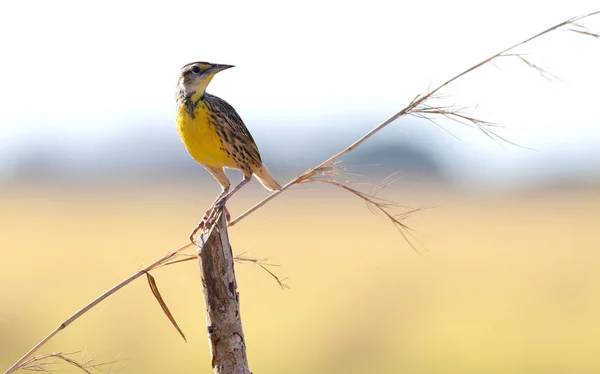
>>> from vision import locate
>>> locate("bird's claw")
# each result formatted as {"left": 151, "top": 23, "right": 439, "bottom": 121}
{"left": 189, "top": 220, "right": 205, "bottom": 244}
{"left": 189, "top": 204, "right": 231, "bottom": 244}
{"left": 214, "top": 197, "right": 226, "bottom": 209}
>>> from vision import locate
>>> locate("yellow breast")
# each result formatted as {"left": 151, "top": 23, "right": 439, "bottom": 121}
{"left": 176, "top": 101, "right": 237, "bottom": 169}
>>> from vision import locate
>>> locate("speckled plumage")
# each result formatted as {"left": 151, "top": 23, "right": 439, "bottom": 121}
{"left": 175, "top": 61, "right": 280, "bottom": 194}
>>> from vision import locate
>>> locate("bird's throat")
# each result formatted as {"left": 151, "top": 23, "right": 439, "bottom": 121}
{"left": 183, "top": 90, "right": 205, "bottom": 119}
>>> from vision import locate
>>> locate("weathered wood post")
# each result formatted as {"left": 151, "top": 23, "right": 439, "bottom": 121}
{"left": 197, "top": 213, "right": 250, "bottom": 374}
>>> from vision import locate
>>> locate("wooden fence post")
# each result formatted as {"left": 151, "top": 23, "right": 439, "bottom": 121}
{"left": 197, "top": 213, "right": 251, "bottom": 374}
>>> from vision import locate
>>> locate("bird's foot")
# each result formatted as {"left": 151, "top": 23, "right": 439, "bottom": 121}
{"left": 189, "top": 205, "right": 216, "bottom": 244}
{"left": 189, "top": 222, "right": 203, "bottom": 244}
{"left": 210, "top": 201, "right": 231, "bottom": 224}
{"left": 214, "top": 195, "right": 227, "bottom": 210}
{"left": 210, "top": 196, "right": 231, "bottom": 224}
{"left": 189, "top": 204, "right": 231, "bottom": 244}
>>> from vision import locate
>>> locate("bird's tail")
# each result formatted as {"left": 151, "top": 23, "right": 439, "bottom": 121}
{"left": 253, "top": 164, "right": 281, "bottom": 191}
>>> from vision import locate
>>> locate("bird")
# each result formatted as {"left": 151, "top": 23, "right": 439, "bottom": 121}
{"left": 175, "top": 61, "right": 281, "bottom": 232}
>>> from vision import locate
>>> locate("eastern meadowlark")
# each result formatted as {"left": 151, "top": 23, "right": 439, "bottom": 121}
{"left": 175, "top": 62, "right": 281, "bottom": 230}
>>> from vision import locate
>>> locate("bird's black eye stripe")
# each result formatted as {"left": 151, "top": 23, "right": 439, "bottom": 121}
{"left": 191, "top": 66, "right": 201, "bottom": 74}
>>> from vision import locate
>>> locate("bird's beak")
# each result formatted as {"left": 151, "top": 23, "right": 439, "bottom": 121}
{"left": 210, "top": 64, "right": 235, "bottom": 74}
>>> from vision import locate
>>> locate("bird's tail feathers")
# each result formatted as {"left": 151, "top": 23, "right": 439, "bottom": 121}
{"left": 253, "top": 164, "right": 281, "bottom": 191}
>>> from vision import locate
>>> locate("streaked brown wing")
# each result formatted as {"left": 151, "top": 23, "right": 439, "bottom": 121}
{"left": 204, "top": 93, "right": 262, "bottom": 164}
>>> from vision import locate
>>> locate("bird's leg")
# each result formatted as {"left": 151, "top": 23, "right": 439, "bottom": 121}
{"left": 214, "top": 175, "right": 252, "bottom": 210}
{"left": 189, "top": 175, "right": 250, "bottom": 244}
{"left": 189, "top": 187, "right": 230, "bottom": 243}
{"left": 206, "top": 187, "right": 229, "bottom": 215}
{"left": 200, "top": 184, "right": 236, "bottom": 234}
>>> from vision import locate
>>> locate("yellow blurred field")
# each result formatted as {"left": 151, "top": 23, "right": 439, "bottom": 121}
{"left": 1, "top": 184, "right": 599, "bottom": 373}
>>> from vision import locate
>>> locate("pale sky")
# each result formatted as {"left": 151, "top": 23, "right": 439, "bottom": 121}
{"left": 1, "top": 0, "right": 599, "bottom": 188}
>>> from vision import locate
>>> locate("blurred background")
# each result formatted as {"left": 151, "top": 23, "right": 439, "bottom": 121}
{"left": 1, "top": 1, "right": 600, "bottom": 373}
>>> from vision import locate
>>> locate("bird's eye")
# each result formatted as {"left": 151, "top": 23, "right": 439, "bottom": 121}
{"left": 191, "top": 66, "right": 201, "bottom": 74}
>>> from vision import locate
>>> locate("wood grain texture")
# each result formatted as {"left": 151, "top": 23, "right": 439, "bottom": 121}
{"left": 198, "top": 213, "right": 251, "bottom": 374}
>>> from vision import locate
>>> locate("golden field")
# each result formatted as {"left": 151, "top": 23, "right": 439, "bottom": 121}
{"left": 1, "top": 183, "right": 599, "bottom": 373}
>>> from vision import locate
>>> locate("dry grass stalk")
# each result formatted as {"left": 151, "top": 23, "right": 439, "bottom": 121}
{"left": 3, "top": 240, "right": 194, "bottom": 374}
{"left": 300, "top": 163, "right": 425, "bottom": 251}
{"left": 234, "top": 253, "right": 289, "bottom": 289}
{"left": 4, "top": 11, "right": 599, "bottom": 374}
{"left": 228, "top": 11, "right": 600, "bottom": 227}
{"left": 162, "top": 252, "right": 289, "bottom": 289}
{"left": 4, "top": 210, "right": 261, "bottom": 374}
{"left": 19, "top": 350, "right": 120, "bottom": 374}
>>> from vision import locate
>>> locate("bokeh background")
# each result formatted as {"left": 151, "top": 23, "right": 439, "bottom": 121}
{"left": 1, "top": 1, "right": 600, "bottom": 373}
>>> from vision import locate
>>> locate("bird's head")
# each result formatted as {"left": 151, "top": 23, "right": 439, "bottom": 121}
{"left": 177, "top": 61, "right": 234, "bottom": 101}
